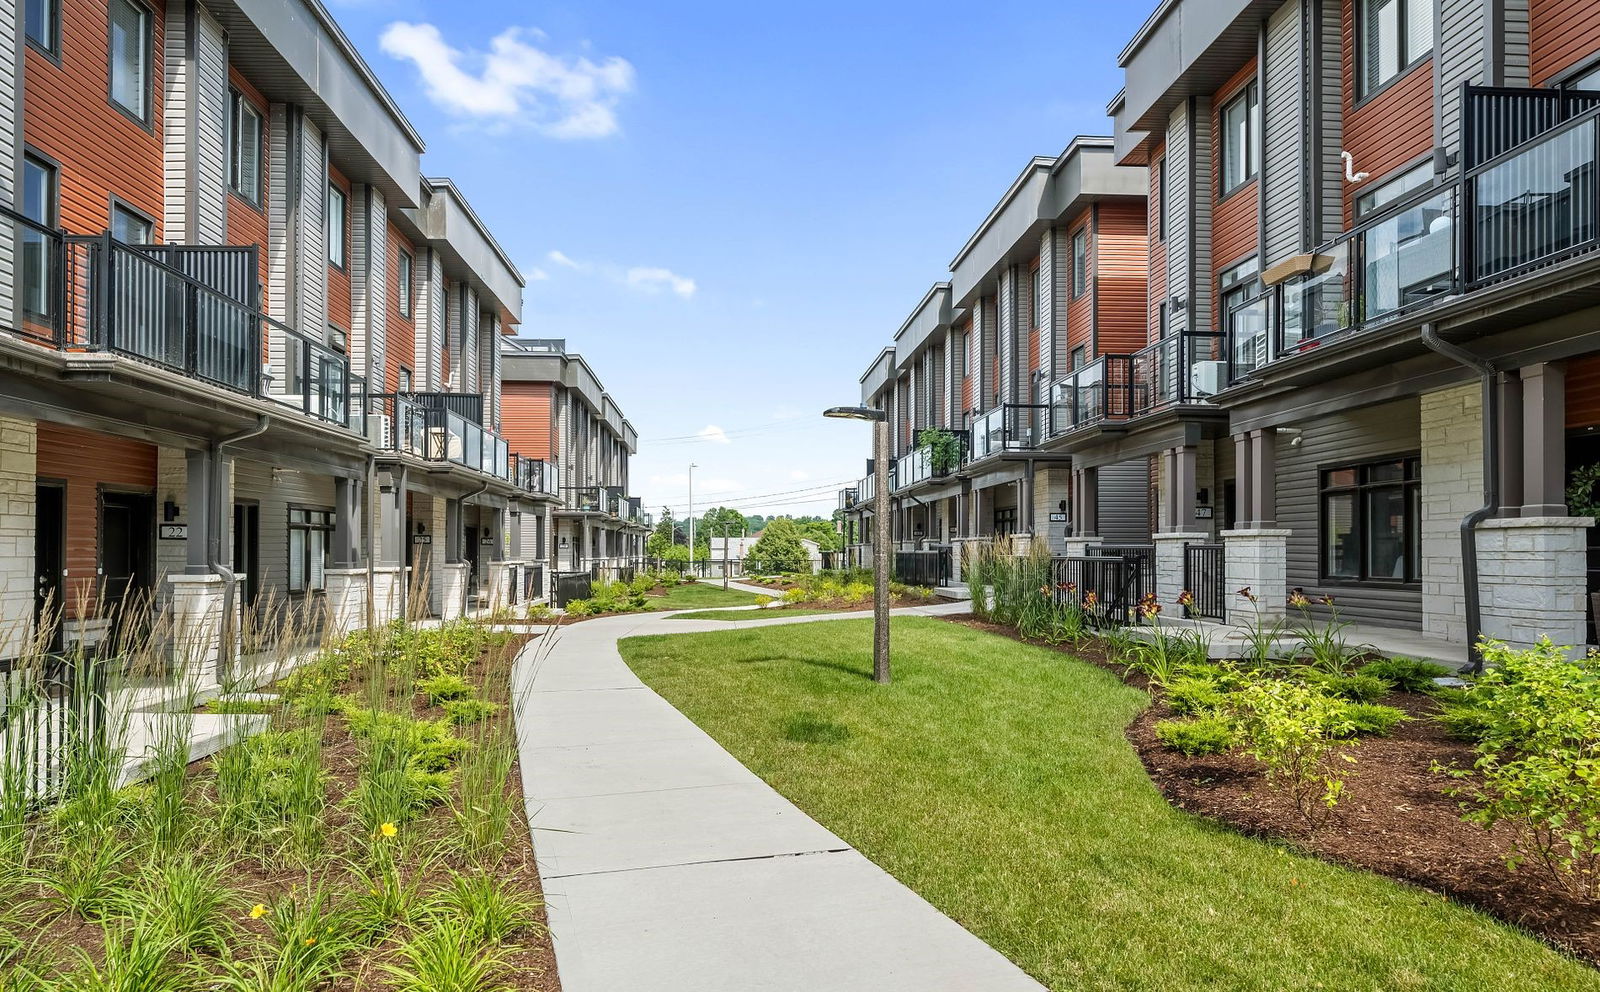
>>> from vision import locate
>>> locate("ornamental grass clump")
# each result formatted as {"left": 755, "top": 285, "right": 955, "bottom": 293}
{"left": 1227, "top": 674, "right": 1358, "bottom": 832}
{"left": 1443, "top": 637, "right": 1600, "bottom": 900}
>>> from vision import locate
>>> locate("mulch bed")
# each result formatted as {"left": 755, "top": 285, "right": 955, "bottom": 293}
{"left": 939, "top": 612, "right": 1600, "bottom": 966}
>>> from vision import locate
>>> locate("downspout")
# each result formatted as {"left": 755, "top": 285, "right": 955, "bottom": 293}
{"left": 211, "top": 416, "right": 270, "bottom": 684}
{"left": 1420, "top": 323, "right": 1499, "bottom": 674}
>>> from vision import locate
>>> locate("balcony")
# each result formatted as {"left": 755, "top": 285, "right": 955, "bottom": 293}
{"left": 510, "top": 454, "right": 555, "bottom": 495}
{"left": 5, "top": 222, "right": 363, "bottom": 432}
{"left": 967, "top": 404, "right": 1049, "bottom": 461}
{"left": 1233, "top": 86, "right": 1600, "bottom": 382}
{"left": 368, "top": 393, "right": 513, "bottom": 484}
{"left": 1042, "top": 332, "right": 1225, "bottom": 441}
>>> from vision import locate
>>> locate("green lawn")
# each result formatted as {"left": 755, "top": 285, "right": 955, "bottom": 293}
{"left": 667, "top": 606, "right": 847, "bottom": 621}
{"left": 640, "top": 583, "right": 764, "bottom": 611}
{"left": 618, "top": 617, "right": 1600, "bottom": 992}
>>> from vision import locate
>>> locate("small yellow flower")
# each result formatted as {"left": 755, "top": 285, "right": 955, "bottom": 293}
{"left": 249, "top": 904, "right": 267, "bottom": 920}
{"left": 304, "top": 937, "right": 317, "bottom": 946}
{"left": 379, "top": 821, "right": 398, "bottom": 838}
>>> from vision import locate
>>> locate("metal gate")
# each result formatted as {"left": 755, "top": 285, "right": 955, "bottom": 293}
{"left": 1051, "top": 554, "right": 1146, "bottom": 626}
{"left": 1182, "top": 542, "right": 1226, "bottom": 621}
{"left": 553, "top": 571, "right": 592, "bottom": 608}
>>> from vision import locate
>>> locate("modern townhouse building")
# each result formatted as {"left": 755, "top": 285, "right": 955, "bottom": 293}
{"left": 1086, "top": 0, "right": 1600, "bottom": 653}
{"left": 0, "top": 0, "right": 554, "bottom": 684}
{"left": 500, "top": 337, "right": 648, "bottom": 583}
{"left": 842, "top": 138, "right": 1149, "bottom": 578}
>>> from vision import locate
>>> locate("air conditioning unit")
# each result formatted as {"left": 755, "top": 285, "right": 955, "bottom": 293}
{"left": 1189, "top": 360, "right": 1228, "bottom": 398}
{"left": 370, "top": 414, "right": 393, "bottom": 449}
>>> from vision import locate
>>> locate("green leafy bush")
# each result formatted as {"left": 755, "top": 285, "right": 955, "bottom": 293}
{"left": 1163, "top": 676, "right": 1227, "bottom": 716}
{"left": 1339, "top": 703, "right": 1407, "bottom": 737}
{"left": 344, "top": 710, "right": 470, "bottom": 773}
{"left": 1442, "top": 638, "right": 1600, "bottom": 899}
{"left": 418, "top": 673, "right": 475, "bottom": 706}
{"left": 1360, "top": 657, "right": 1451, "bottom": 693}
{"left": 1303, "top": 671, "right": 1388, "bottom": 703}
{"left": 563, "top": 599, "right": 594, "bottom": 618}
{"left": 1154, "top": 716, "right": 1234, "bottom": 756}
{"left": 1227, "top": 675, "right": 1358, "bottom": 831}
{"left": 443, "top": 698, "right": 500, "bottom": 726}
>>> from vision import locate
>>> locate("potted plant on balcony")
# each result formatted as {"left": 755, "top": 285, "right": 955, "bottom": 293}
{"left": 1567, "top": 461, "right": 1600, "bottom": 634}
{"left": 918, "top": 428, "right": 962, "bottom": 476}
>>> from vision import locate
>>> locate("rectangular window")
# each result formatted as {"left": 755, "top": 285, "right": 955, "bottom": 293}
{"left": 1355, "top": 160, "right": 1433, "bottom": 217}
{"left": 398, "top": 366, "right": 412, "bottom": 391}
{"left": 1319, "top": 457, "right": 1420, "bottom": 582}
{"left": 21, "top": 155, "right": 57, "bottom": 320}
{"left": 108, "top": 0, "right": 152, "bottom": 122}
{"left": 230, "top": 92, "right": 264, "bottom": 204}
{"left": 397, "top": 249, "right": 414, "bottom": 318}
{"left": 327, "top": 184, "right": 346, "bottom": 268}
{"left": 1220, "top": 81, "right": 1260, "bottom": 193}
{"left": 111, "top": 203, "right": 152, "bottom": 244}
{"left": 1359, "top": 0, "right": 1432, "bottom": 98}
{"left": 26, "top": 0, "right": 57, "bottom": 53}
{"left": 1071, "top": 229, "right": 1088, "bottom": 298}
{"left": 1031, "top": 263, "right": 1042, "bottom": 329}
{"left": 1070, "top": 345, "right": 1086, "bottom": 370}
{"left": 1572, "top": 63, "right": 1600, "bottom": 91}
{"left": 1220, "top": 258, "right": 1266, "bottom": 378}
{"left": 1155, "top": 158, "right": 1167, "bottom": 240}
{"left": 288, "top": 507, "right": 335, "bottom": 594}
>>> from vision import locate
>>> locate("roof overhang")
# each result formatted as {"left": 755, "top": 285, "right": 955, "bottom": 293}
{"left": 401, "top": 180, "right": 525, "bottom": 323}
{"left": 893, "top": 283, "right": 954, "bottom": 369}
{"left": 858, "top": 348, "right": 896, "bottom": 405}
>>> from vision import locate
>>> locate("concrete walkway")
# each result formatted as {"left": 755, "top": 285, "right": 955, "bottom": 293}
{"left": 512, "top": 603, "right": 1043, "bottom": 992}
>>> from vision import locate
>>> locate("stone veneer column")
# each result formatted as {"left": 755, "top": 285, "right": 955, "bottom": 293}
{"left": 1153, "top": 532, "right": 1209, "bottom": 610}
{"left": 438, "top": 562, "right": 470, "bottom": 620}
{"left": 0, "top": 418, "right": 35, "bottom": 659}
{"left": 1063, "top": 536, "right": 1103, "bottom": 558}
{"left": 168, "top": 574, "right": 224, "bottom": 692}
{"left": 323, "top": 569, "right": 368, "bottom": 639}
{"left": 1222, "top": 529, "right": 1291, "bottom": 624}
{"left": 370, "top": 566, "right": 405, "bottom": 624}
{"left": 1476, "top": 516, "right": 1593, "bottom": 652}
{"left": 488, "top": 560, "right": 522, "bottom": 609}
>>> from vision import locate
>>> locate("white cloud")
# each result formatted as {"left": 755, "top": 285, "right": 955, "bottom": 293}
{"left": 697, "top": 425, "right": 730, "bottom": 445}
{"left": 789, "top": 469, "right": 810, "bottom": 481}
{"left": 625, "top": 267, "right": 697, "bottom": 299}
{"left": 546, "top": 249, "right": 583, "bottom": 269}
{"left": 379, "top": 23, "right": 634, "bottom": 138}
{"left": 527, "top": 267, "right": 550, "bottom": 282}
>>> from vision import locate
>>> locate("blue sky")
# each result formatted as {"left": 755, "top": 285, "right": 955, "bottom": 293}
{"left": 328, "top": 0, "right": 1147, "bottom": 520}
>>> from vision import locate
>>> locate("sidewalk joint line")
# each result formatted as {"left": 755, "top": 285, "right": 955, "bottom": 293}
{"left": 543, "top": 846, "right": 854, "bottom": 880}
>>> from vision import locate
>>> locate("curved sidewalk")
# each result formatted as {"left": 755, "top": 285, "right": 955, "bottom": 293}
{"left": 512, "top": 603, "right": 1044, "bottom": 992}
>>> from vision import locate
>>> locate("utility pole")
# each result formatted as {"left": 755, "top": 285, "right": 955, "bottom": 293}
{"left": 722, "top": 520, "right": 729, "bottom": 590}
{"left": 688, "top": 462, "right": 697, "bottom": 579}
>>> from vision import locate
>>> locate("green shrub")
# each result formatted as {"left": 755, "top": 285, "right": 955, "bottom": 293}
{"left": 1442, "top": 638, "right": 1600, "bottom": 899}
{"left": 1163, "top": 676, "right": 1227, "bottom": 716}
{"left": 344, "top": 710, "right": 470, "bottom": 773}
{"left": 1303, "top": 671, "right": 1388, "bottom": 703}
{"left": 564, "top": 599, "right": 594, "bottom": 618}
{"left": 1154, "top": 716, "right": 1234, "bottom": 756}
{"left": 418, "top": 673, "right": 475, "bottom": 706}
{"left": 1227, "top": 675, "right": 1358, "bottom": 831}
{"left": 443, "top": 698, "right": 500, "bottom": 726}
{"left": 1437, "top": 696, "right": 1494, "bottom": 742}
{"left": 1339, "top": 703, "right": 1407, "bottom": 737}
{"left": 1359, "top": 657, "right": 1451, "bottom": 693}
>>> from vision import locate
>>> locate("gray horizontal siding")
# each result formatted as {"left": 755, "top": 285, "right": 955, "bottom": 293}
{"left": 1263, "top": 0, "right": 1303, "bottom": 263}
{"left": 1099, "top": 458, "right": 1152, "bottom": 544}
{"left": 233, "top": 459, "right": 338, "bottom": 607}
{"left": 1279, "top": 398, "right": 1423, "bottom": 629}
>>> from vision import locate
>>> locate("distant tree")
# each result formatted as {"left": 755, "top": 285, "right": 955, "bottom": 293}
{"left": 646, "top": 509, "right": 677, "bottom": 559}
{"left": 699, "top": 507, "right": 747, "bottom": 543}
{"left": 797, "top": 520, "right": 842, "bottom": 551}
{"left": 744, "top": 514, "right": 767, "bottom": 534}
{"left": 746, "top": 518, "right": 810, "bottom": 573}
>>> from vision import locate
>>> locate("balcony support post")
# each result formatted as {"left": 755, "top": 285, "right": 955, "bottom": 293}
{"left": 1498, "top": 373, "right": 1524, "bottom": 514}
{"left": 333, "top": 476, "right": 360, "bottom": 569}
{"left": 1233, "top": 432, "right": 1254, "bottom": 525}
{"left": 1520, "top": 362, "right": 1567, "bottom": 516}
{"left": 445, "top": 498, "right": 463, "bottom": 564}
{"left": 1248, "top": 429, "right": 1277, "bottom": 527}
{"left": 184, "top": 450, "right": 214, "bottom": 576}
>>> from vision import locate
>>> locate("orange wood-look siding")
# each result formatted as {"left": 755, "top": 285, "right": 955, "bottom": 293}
{"left": 327, "top": 166, "right": 352, "bottom": 331}
{"left": 1095, "top": 199, "right": 1150, "bottom": 355}
{"left": 1567, "top": 355, "right": 1600, "bottom": 429}
{"left": 1342, "top": 0, "right": 1434, "bottom": 226}
{"left": 1064, "top": 211, "right": 1094, "bottom": 357}
{"left": 1028, "top": 327, "right": 1040, "bottom": 373}
{"left": 227, "top": 67, "right": 270, "bottom": 306}
{"left": 384, "top": 221, "right": 416, "bottom": 392}
{"left": 36, "top": 423, "right": 157, "bottom": 618}
{"left": 960, "top": 318, "right": 974, "bottom": 414}
{"left": 1531, "top": 0, "right": 1600, "bottom": 86}
{"left": 25, "top": 0, "right": 168, "bottom": 238}
{"left": 501, "top": 381, "right": 556, "bottom": 460}
{"left": 1147, "top": 142, "right": 1168, "bottom": 348}
{"left": 1212, "top": 61, "right": 1260, "bottom": 328}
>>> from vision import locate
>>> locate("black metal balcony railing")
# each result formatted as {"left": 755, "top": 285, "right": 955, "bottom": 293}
{"left": 967, "top": 404, "right": 1049, "bottom": 460}
{"left": 510, "top": 454, "right": 555, "bottom": 495}
{"left": 1044, "top": 331, "right": 1223, "bottom": 440}
{"left": 368, "top": 393, "right": 516, "bottom": 485}
{"left": 4, "top": 219, "right": 362, "bottom": 432}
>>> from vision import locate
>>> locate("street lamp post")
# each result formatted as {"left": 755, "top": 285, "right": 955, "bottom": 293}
{"left": 688, "top": 462, "right": 697, "bottom": 577}
{"left": 824, "top": 405, "right": 890, "bottom": 684}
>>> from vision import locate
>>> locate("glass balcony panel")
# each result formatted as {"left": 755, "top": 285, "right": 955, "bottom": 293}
{"left": 1363, "top": 188, "right": 1456, "bottom": 321}
{"left": 1472, "top": 119, "right": 1597, "bottom": 282}
{"left": 1281, "top": 241, "right": 1355, "bottom": 352}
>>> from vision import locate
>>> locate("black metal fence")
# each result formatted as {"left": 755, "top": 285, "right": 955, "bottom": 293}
{"left": 524, "top": 564, "right": 545, "bottom": 602}
{"left": 893, "top": 548, "right": 952, "bottom": 587}
{"left": 1088, "top": 543, "right": 1155, "bottom": 578}
{"left": 1051, "top": 554, "right": 1147, "bottom": 626}
{"left": 0, "top": 652, "right": 108, "bottom": 808}
{"left": 1183, "top": 542, "right": 1226, "bottom": 621}
{"left": 552, "top": 571, "right": 592, "bottom": 608}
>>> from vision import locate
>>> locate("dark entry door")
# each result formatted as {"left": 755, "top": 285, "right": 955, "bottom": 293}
{"left": 464, "top": 525, "right": 480, "bottom": 597}
{"left": 233, "top": 503, "right": 260, "bottom": 608}
{"left": 99, "top": 491, "right": 155, "bottom": 621}
{"left": 34, "top": 482, "right": 65, "bottom": 649}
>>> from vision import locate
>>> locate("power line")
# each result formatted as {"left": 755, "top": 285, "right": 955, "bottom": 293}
{"left": 644, "top": 478, "right": 854, "bottom": 507}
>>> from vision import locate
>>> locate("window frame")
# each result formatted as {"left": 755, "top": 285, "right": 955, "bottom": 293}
{"left": 1355, "top": 0, "right": 1434, "bottom": 103}
{"left": 1155, "top": 157, "right": 1167, "bottom": 241}
{"left": 397, "top": 248, "right": 414, "bottom": 319}
{"left": 21, "top": 152, "right": 59, "bottom": 323}
{"left": 1070, "top": 228, "right": 1088, "bottom": 298}
{"left": 287, "top": 505, "right": 336, "bottom": 595}
{"left": 1355, "top": 158, "right": 1434, "bottom": 218}
{"left": 25, "top": 0, "right": 60, "bottom": 60}
{"left": 106, "top": 0, "right": 154, "bottom": 129}
{"left": 109, "top": 197, "right": 155, "bottom": 244}
{"left": 229, "top": 89, "right": 265, "bottom": 207}
{"left": 1317, "top": 455, "right": 1421, "bottom": 585}
{"left": 1219, "top": 80, "right": 1260, "bottom": 197}
{"left": 326, "top": 182, "right": 347, "bottom": 270}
